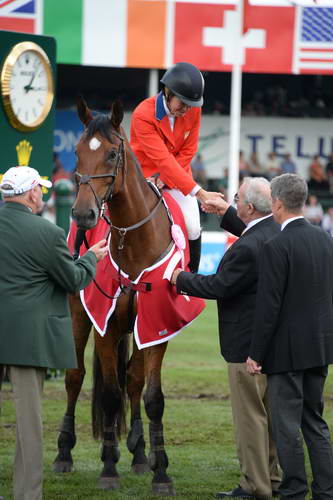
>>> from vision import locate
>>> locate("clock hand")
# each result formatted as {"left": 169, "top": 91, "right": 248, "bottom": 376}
{"left": 24, "top": 72, "right": 36, "bottom": 93}
{"left": 28, "top": 86, "right": 46, "bottom": 92}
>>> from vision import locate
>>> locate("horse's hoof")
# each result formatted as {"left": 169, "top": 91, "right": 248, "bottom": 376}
{"left": 53, "top": 461, "right": 73, "bottom": 473}
{"left": 152, "top": 482, "right": 176, "bottom": 496}
{"left": 53, "top": 460, "right": 73, "bottom": 473}
{"left": 97, "top": 476, "right": 120, "bottom": 490}
{"left": 132, "top": 462, "right": 150, "bottom": 475}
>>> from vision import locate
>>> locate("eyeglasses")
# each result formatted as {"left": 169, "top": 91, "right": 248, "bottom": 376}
{"left": 233, "top": 193, "right": 239, "bottom": 203}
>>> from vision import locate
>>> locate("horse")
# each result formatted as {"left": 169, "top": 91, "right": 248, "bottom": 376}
{"left": 53, "top": 97, "right": 185, "bottom": 496}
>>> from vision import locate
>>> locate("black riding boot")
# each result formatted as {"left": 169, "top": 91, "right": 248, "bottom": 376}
{"left": 188, "top": 235, "right": 202, "bottom": 273}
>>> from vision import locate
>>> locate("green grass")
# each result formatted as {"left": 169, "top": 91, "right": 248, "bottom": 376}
{"left": 1, "top": 300, "right": 332, "bottom": 499}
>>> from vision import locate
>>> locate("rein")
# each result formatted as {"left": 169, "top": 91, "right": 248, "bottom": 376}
{"left": 74, "top": 191, "right": 165, "bottom": 299}
{"left": 73, "top": 125, "right": 166, "bottom": 298}
{"left": 108, "top": 194, "right": 164, "bottom": 250}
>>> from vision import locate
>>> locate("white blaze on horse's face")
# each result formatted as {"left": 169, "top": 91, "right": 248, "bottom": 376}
{"left": 89, "top": 137, "right": 101, "bottom": 151}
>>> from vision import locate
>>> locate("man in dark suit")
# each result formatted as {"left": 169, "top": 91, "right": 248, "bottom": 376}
{"left": 0, "top": 166, "right": 108, "bottom": 500}
{"left": 247, "top": 173, "right": 333, "bottom": 500}
{"left": 171, "top": 177, "right": 281, "bottom": 499}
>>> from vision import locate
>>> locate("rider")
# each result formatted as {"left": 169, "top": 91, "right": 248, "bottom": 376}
{"left": 130, "top": 61, "right": 220, "bottom": 273}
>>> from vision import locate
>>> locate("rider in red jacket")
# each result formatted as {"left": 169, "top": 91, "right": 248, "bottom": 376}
{"left": 130, "top": 62, "right": 220, "bottom": 272}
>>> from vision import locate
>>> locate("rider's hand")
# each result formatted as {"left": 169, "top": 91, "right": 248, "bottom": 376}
{"left": 195, "top": 189, "right": 223, "bottom": 202}
{"left": 89, "top": 239, "right": 109, "bottom": 262}
{"left": 146, "top": 176, "right": 165, "bottom": 190}
{"left": 201, "top": 196, "right": 230, "bottom": 216}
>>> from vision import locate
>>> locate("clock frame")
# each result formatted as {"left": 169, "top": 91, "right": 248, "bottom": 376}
{"left": 1, "top": 41, "right": 54, "bottom": 132}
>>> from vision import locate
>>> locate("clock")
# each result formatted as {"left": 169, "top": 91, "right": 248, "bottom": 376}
{"left": 1, "top": 41, "right": 54, "bottom": 132}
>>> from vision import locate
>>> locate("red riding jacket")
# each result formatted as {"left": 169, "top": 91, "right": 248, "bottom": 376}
{"left": 130, "top": 92, "right": 201, "bottom": 196}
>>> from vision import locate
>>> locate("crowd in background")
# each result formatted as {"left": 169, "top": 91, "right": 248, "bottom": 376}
{"left": 208, "top": 82, "right": 333, "bottom": 118}
{"left": 191, "top": 151, "right": 333, "bottom": 233}
{"left": 192, "top": 151, "right": 333, "bottom": 191}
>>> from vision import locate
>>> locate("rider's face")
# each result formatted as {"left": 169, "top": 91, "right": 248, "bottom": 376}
{"left": 167, "top": 96, "right": 190, "bottom": 117}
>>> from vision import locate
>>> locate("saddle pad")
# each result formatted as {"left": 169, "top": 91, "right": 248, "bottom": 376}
{"left": 67, "top": 192, "right": 205, "bottom": 349}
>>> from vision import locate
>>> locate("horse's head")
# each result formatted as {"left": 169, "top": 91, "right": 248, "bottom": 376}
{"left": 71, "top": 96, "right": 125, "bottom": 229}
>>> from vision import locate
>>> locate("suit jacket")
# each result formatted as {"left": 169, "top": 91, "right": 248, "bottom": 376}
{"left": 250, "top": 218, "right": 333, "bottom": 374}
{"left": 130, "top": 91, "right": 200, "bottom": 195}
{"left": 220, "top": 205, "right": 246, "bottom": 236}
{"left": 177, "top": 210, "right": 280, "bottom": 362}
{"left": 0, "top": 202, "right": 97, "bottom": 369}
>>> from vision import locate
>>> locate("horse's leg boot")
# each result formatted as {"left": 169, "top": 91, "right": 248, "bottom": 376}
{"left": 188, "top": 235, "right": 202, "bottom": 273}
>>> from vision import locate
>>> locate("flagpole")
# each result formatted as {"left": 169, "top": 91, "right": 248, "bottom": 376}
{"left": 227, "top": 0, "right": 244, "bottom": 204}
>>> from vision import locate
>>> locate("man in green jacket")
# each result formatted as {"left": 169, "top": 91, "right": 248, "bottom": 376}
{"left": 0, "top": 165, "right": 108, "bottom": 500}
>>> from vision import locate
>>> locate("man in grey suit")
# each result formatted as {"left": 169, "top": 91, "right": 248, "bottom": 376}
{"left": 172, "top": 177, "right": 281, "bottom": 499}
{"left": 0, "top": 166, "right": 108, "bottom": 500}
{"left": 247, "top": 174, "right": 333, "bottom": 500}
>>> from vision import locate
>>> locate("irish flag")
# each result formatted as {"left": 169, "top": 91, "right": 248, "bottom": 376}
{"left": 42, "top": 0, "right": 171, "bottom": 68}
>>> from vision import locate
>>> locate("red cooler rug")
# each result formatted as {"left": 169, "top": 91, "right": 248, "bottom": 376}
{"left": 67, "top": 192, "right": 205, "bottom": 349}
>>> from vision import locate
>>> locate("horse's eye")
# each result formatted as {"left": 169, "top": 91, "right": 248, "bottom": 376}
{"left": 107, "top": 150, "right": 117, "bottom": 162}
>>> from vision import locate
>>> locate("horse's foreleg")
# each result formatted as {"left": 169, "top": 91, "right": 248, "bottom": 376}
{"left": 53, "top": 294, "right": 92, "bottom": 473}
{"left": 94, "top": 326, "right": 126, "bottom": 490}
{"left": 144, "top": 342, "right": 175, "bottom": 496}
{"left": 127, "top": 343, "right": 149, "bottom": 474}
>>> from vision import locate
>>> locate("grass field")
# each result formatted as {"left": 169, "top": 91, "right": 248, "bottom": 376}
{"left": 1, "top": 300, "right": 333, "bottom": 499}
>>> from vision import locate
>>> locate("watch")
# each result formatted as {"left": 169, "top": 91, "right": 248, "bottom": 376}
{"left": 1, "top": 41, "right": 54, "bottom": 132}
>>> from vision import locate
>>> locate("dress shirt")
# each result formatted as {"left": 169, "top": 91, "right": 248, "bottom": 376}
{"left": 281, "top": 216, "right": 304, "bottom": 231}
{"left": 242, "top": 214, "right": 272, "bottom": 234}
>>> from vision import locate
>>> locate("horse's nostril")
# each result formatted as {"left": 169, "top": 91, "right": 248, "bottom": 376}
{"left": 87, "top": 209, "right": 96, "bottom": 220}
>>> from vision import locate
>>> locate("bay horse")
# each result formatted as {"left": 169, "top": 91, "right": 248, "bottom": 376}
{"left": 53, "top": 97, "right": 177, "bottom": 495}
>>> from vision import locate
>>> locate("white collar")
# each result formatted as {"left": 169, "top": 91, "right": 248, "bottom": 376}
{"left": 163, "top": 95, "right": 175, "bottom": 131}
{"left": 281, "top": 216, "right": 304, "bottom": 231}
{"left": 242, "top": 214, "right": 272, "bottom": 234}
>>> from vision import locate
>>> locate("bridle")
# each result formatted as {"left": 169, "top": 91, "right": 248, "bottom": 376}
{"left": 75, "top": 129, "right": 125, "bottom": 214}
{"left": 73, "top": 128, "right": 166, "bottom": 297}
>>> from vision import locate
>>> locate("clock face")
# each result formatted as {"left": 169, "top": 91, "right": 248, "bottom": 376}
{"left": 1, "top": 42, "right": 54, "bottom": 131}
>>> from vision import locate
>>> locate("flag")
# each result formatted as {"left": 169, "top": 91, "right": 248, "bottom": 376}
{"left": 42, "top": 0, "right": 168, "bottom": 67}
{"left": 174, "top": 1, "right": 295, "bottom": 74}
{"left": 2, "top": 0, "right": 332, "bottom": 75}
{"left": 293, "top": 6, "right": 333, "bottom": 74}
{"left": 0, "top": 0, "right": 37, "bottom": 33}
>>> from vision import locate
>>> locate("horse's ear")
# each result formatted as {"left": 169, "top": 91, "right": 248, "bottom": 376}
{"left": 77, "top": 95, "right": 93, "bottom": 126}
{"left": 110, "top": 100, "right": 124, "bottom": 131}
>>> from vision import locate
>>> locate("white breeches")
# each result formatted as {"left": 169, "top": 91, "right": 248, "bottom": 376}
{"left": 165, "top": 188, "right": 201, "bottom": 240}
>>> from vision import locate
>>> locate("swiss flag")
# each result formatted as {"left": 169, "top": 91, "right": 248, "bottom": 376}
{"left": 173, "top": 2, "right": 295, "bottom": 74}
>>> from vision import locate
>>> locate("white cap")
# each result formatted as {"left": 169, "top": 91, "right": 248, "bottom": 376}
{"left": 0, "top": 166, "right": 52, "bottom": 197}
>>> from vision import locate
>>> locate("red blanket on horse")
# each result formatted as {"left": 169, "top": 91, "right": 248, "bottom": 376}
{"left": 67, "top": 192, "right": 205, "bottom": 349}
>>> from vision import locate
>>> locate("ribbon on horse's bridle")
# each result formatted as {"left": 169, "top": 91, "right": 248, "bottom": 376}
{"left": 73, "top": 129, "right": 165, "bottom": 299}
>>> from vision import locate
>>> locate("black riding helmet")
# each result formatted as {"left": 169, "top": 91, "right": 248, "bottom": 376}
{"left": 160, "top": 62, "right": 204, "bottom": 108}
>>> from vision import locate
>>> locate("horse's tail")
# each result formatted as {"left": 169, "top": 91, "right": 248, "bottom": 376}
{"left": 91, "top": 335, "right": 129, "bottom": 441}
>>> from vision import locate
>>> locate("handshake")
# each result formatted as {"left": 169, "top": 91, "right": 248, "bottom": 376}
{"left": 195, "top": 191, "right": 230, "bottom": 216}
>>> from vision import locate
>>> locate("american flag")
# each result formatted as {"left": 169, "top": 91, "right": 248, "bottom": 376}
{"left": 293, "top": 6, "right": 333, "bottom": 73}
{"left": 0, "top": 0, "right": 38, "bottom": 34}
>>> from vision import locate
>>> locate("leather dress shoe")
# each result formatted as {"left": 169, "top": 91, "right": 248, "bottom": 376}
{"left": 216, "top": 486, "right": 255, "bottom": 499}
